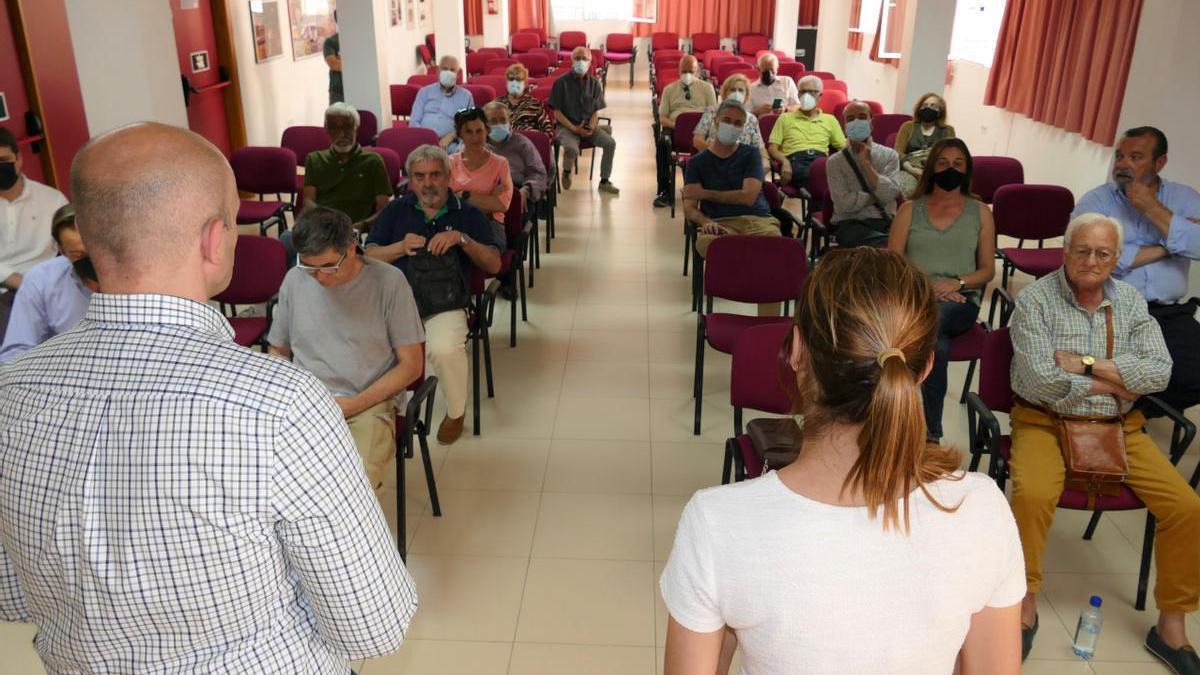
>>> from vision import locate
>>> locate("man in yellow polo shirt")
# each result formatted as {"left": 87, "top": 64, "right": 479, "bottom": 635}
{"left": 767, "top": 74, "right": 846, "bottom": 190}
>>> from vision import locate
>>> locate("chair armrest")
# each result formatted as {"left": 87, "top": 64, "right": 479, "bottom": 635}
{"left": 797, "top": 188, "right": 813, "bottom": 201}
{"left": 1138, "top": 395, "right": 1197, "bottom": 467}
{"left": 404, "top": 374, "right": 439, "bottom": 437}
{"left": 987, "top": 286, "right": 1016, "bottom": 327}
{"left": 965, "top": 392, "right": 1004, "bottom": 479}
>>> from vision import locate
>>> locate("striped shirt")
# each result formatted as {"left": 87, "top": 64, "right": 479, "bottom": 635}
{"left": 1010, "top": 269, "right": 1172, "bottom": 417}
{"left": 0, "top": 293, "right": 417, "bottom": 673}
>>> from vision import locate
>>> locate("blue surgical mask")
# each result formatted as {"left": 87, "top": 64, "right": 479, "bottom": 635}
{"left": 488, "top": 124, "right": 511, "bottom": 143}
{"left": 439, "top": 69, "right": 457, "bottom": 88}
{"left": 715, "top": 122, "right": 741, "bottom": 146}
{"left": 845, "top": 118, "right": 872, "bottom": 143}
{"left": 572, "top": 59, "right": 589, "bottom": 75}
{"left": 507, "top": 79, "right": 525, "bottom": 96}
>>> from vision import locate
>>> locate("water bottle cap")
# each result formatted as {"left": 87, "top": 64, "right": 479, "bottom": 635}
{"left": 1090, "top": 595, "right": 1103, "bottom": 608}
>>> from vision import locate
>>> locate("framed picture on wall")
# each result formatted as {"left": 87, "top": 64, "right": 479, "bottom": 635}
{"left": 286, "top": 0, "right": 337, "bottom": 60}
{"left": 389, "top": 0, "right": 401, "bottom": 26}
{"left": 405, "top": 0, "right": 415, "bottom": 28}
{"left": 249, "top": 0, "right": 284, "bottom": 63}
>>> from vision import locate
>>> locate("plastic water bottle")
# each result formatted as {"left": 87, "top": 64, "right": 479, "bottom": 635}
{"left": 1073, "top": 595, "right": 1104, "bottom": 659}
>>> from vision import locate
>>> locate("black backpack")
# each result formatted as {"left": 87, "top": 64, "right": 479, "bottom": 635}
{"left": 406, "top": 248, "right": 469, "bottom": 318}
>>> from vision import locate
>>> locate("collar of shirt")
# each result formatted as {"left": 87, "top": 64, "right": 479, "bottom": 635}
{"left": 85, "top": 293, "right": 235, "bottom": 342}
{"left": 2, "top": 177, "right": 32, "bottom": 205}
{"left": 403, "top": 191, "right": 462, "bottom": 221}
{"left": 1052, "top": 268, "right": 1116, "bottom": 313}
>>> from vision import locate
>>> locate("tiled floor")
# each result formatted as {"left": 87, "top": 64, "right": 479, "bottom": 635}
{"left": 2, "top": 80, "right": 1199, "bottom": 675}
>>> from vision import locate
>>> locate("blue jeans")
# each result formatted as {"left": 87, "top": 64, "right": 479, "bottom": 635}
{"left": 923, "top": 299, "right": 980, "bottom": 439}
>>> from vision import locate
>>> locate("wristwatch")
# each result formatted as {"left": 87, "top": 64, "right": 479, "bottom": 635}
{"left": 1081, "top": 355, "right": 1096, "bottom": 377}
{"left": 459, "top": 232, "right": 470, "bottom": 246}
{"left": 956, "top": 277, "right": 966, "bottom": 291}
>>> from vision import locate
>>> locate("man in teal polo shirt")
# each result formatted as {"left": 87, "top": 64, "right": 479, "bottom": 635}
{"left": 303, "top": 103, "right": 393, "bottom": 230}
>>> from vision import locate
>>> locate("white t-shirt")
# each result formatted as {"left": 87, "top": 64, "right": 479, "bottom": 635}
{"left": 660, "top": 471, "right": 1025, "bottom": 675}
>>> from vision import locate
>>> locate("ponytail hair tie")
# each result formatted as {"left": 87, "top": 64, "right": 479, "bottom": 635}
{"left": 876, "top": 347, "right": 906, "bottom": 368}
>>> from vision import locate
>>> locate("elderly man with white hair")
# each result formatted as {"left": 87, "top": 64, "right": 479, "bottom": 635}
{"left": 766, "top": 74, "right": 845, "bottom": 191}
{"left": 411, "top": 55, "right": 474, "bottom": 150}
{"left": 749, "top": 52, "right": 800, "bottom": 116}
{"left": 1009, "top": 212, "right": 1200, "bottom": 671}
{"left": 304, "top": 103, "right": 392, "bottom": 228}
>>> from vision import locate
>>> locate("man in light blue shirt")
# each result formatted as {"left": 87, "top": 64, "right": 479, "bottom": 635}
{"left": 0, "top": 204, "right": 96, "bottom": 362}
{"left": 411, "top": 55, "right": 473, "bottom": 152}
{"left": 1074, "top": 126, "right": 1200, "bottom": 415}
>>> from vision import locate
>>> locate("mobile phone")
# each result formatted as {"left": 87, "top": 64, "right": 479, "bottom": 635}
{"left": 772, "top": 98, "right": 783, "bottom": 109}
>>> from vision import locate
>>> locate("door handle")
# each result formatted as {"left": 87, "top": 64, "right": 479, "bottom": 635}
{"left": 24, "top": 111, "right": 44, "bottom": 154}
{"left": 181, "top": 75, "right": 199, "bottom": 106}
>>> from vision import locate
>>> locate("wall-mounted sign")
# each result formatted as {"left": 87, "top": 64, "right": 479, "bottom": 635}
{"left": 180, "top": 0, "right": 200, "bottom": 8}
{"left": 190, "top": 50, "right": 211, "bottom": 73}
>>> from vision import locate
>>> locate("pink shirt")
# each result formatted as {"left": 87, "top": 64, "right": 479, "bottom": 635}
{"left": 449, "top": 151, "right": 514, "bottom": 223}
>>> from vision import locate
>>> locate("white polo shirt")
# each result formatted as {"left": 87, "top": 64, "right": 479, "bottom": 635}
{"left": 0, "top": 176, "right": 68, "bottom": 286}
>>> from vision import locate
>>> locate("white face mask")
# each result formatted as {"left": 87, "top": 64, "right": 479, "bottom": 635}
{"left": 799, "top": 92, "right": 818, "bottom": 112}
{"left": 439, "top": 69, "right": 457, "bottom": 88}
{"left": 680, "top": 72, "right": 695, "bottom": 86}
{"left": 507, "top": 79, "right": 525, "bottom": 96}
{"left": 727, "top": 90, "right": 746, "bottom": 103}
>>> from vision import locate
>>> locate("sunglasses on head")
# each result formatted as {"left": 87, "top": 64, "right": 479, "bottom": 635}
{"left": 454, "top": 107, "right": 485, "bottom": 124}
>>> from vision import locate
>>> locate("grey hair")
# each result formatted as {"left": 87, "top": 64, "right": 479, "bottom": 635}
{"left": 325, "top": 102, "right": 360, "bottom": 128}
{"left": 757, "top": 52, "right": 779, "bottom": 69}
{"left": 715, "top": 98, "right": 747, "bottom": 120}
{"left": 404, "top": 143, "right": 451, "bottom": 177}
{"left": 798, "top": 75, "right": 823, "bottom": 92}
{"left": 482, "top": 100, "right": 508, "bottom": 117}
{"left": 1064, "top": 212, "right": 1124, "bottom": 252}
{"left": 438, "top": 54, "right": 459, "bottom": 70}
{"left": 843, "top": 99, "right": 872, "bottom": 118}
{"left": 291, "top": 205, "right": 355, "bottom": 257}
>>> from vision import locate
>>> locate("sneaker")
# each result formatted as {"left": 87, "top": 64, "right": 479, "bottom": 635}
{"left": 598, "top": 180, "right": 620, "bottom": 195}
{"left": 561, "top": 169, "right": 572, "bottom": 190}
{"left": 437, "top": 415, "right": 465, "bottom": 445}
{"left": 1147, "top": 627, "right": 1200, "bottom": 674}
{"left": 652, "top": 194, "right": 672, "bottom": 208}
{"left": 1021, "top": 615, "right": 1038, "bottom": 662}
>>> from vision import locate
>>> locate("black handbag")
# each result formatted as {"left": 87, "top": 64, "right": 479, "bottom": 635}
{"left": 406, "top": 248, "right": 470, "bottom": 318}
{"left": 747, "top": 417, "right": 803, "bottom": 473}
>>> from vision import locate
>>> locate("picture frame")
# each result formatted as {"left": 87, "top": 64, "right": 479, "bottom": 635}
{"left": 190, "top": 50, "right": 211, "bottom": 73}
{"left": 286, "top": 0, "right": 337, "bottom": 61}
{"left": 249, "top": 0, "right": 284, "bottom": 63}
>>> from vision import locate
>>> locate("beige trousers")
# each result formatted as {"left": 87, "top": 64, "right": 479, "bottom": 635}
{"left": 425, "top": 309, "right": 470, "bottom": 419}
{"left": 345, "top": 399, "right": 397, "bottom": 494}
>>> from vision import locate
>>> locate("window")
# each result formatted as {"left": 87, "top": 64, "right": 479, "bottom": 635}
{"left": 550, "top": 0, "right": 633, "bottom": 22}
{"left": 876, "top": 0, "right": 903, "bottom": 59}
{"left": 949, "top": 0, "right": 1007, "bottom": 67}
{"left": 849, "top": 0, "right": 881, "bottom": 34}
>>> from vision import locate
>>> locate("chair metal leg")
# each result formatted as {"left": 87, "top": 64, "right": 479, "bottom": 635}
{"left": 669, "top": 161, "right": 676, "bottom": 219}
{"left": 509, "top": 283, "right": 517, "bottom": 348}
{"left": 733, "top": 407, "right": 743, "bottom": 438}
{"left": 1082, "top": 511, "right": 1103, "bottom": 540}
{"left": 396, "top": 427, "right": 407, "bottom": 559}
{"left": 1137, "top": 514, "right": 1156, "bottom": 611}
{"left": 694, "top": 320, "right": 706, "bottom": 435}
{"left": 722, "top": 438, "right": 735, "bottom": 485}
{"left": 959, "top": 358, "right": 978, "bottom": 404}
{"left": 472, "top": 322, "right": 482, "bottom": 436}
{"left": 418, "top": 433, "right": 442, "bottom": 517}
{"left": 589, "top": 145, "right": 597, "bottom": 180}
{"left": 484, "top": 321, "right": 495, "bottom": 398}
{"left": 519, "top": 265, "right": 528, "bottom": 321}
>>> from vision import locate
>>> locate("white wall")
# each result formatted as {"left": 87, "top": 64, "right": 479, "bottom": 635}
{"left": 65, "top": 0, "right": 188, "bottom": 135}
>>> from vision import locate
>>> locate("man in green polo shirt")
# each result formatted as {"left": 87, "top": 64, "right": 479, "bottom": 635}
{"left": 303, "top": 102, "right": 392, "bottom": 230}
{"left": 767, "top": 74, "right": 846, "bottom": 190}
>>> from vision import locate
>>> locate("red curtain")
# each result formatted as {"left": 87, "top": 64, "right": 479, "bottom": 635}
{"left": 869, "top": 0, "right": 905, "bottom": 66}
{"left": 464, "top": 0, "right": 483, "bottom": 35}
{"left": 509, "top": 0, "right": 549, "bottom": 34}
{"left": 632, "top": 0, "right": 775, "bottom": 39}
{"left": 984, "top": 0, "right": 1143, "bottom": 146}
{"left": 798, "top": 0, "right": 820, "bottom": 26}
{"left": 847, "top": 0, "right": 863, "bottom": 50}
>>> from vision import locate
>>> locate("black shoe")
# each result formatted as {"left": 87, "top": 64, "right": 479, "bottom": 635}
{"left": 1147, "top": 627, "right": 1200, "bottom": 674}
{"left": 653, "top": 194, "right": 671, "bottom": 208}
{"left": 498, "top": 284, "right": 516, "bottom": 301}
{"left": 1021, "top": 615, "right": 1038, "bottom": 662}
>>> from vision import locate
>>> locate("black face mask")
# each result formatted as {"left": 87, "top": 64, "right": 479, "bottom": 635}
{"left": 918, "top": 107, "right": 940, "bottom": 123}
{"left": 933, "top": 167, "right": 965, "bottom": 192}
{"left": 0, "top": 162, "right": 18, "bottom": 191}
{"left": 760, "top": 71, "right": 774, "bottom": 85}
{"left": 72, "top": 256, "right": 98, "bottom": 284}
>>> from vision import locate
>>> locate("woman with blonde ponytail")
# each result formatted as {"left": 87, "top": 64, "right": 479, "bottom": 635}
{"left": 660, "top": 248, "right": 1024, "bottom": 675}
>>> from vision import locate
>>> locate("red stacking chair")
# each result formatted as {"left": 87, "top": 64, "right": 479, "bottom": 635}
{"left": 702, "top": 49, "right": 737, "bottom": 72}
{"left": 390, "top": 84, "right": 419, "bottom": 126}
{"left": 375, "top": 127, "right": 440, "bottom": 192}
{"left": 694, "top": 236, "right": 807, "bottom": 434}
{"left": 476, "top": 47, "right": 509, "bottom": 60}
{"left": 993, "top": 184, "right": 1073, "bottom": 288}
{"left": 213, "top": 234, "right": 287, "bottom": 350}
{"left": 736, "top": 33, "right": 770, "bottom": 55}
{"left": 392, "top": 344, "right": 441, "bottom": 560}
{"left": 279, "top": 125, "right": 329, "bottom": 208}
{"left": 651, "top": 31, "right": 679, "bottom": 53}
{"left": 356, "top": 109, "right": 378, "bottom": 146}
{"left": 654, "top": 69, "right": 681, "bottom": 95}
{"left": 531, "top": 47, "right": 562, "bottom": 68}
{"left": 706, "top": 55, "right": 740, "bottom": 80}
{"left": 466, "top": 51, "right": 492, "bottom": 76}
{"left": 516, "top": 52, "right": 551, "bottom": 77}
{"left": 511, "top": 30, "right": 541, "bottom": 54}
{"left": 967, "top": 328, "right": 1196, "bottom": 610}
{"left": 490, "top": 193, "right": 530, "bottom": 347}
{"left": 364, "top": 146, "right": 402, "bottom": 195}
{"left": 823, "top": 79, "right": 848, "bottom": 95}
{"left": 407, "top": 73, "right": 437, "bottom": 87}
{"left": 470, "top": 74, "right": 508, "bottom": 98}
{"left": 425, "top": 33, "right": 436, "bottom": 57}
{"left": 557, "top": 30, "right": 587, "bottom": 60}
{"left": 231, "top": 147, "right": 296, "bottom": 236}
{"left": 690, "top": 32, "right": 721, "bottom": 56}
{"left": 603, "top": 33, "right": 636, "bottom": 87}
{"left": 871, "top": 113, "right": 910, "bottom": 145}
{"left": 971, "top": 156, "right": 1025, "bottom": 204}
{"left": 668, "top": 111, "right": 703, "bottom": 219}
{"left": 817, "top": 89, "right": 848, "bottom": 114}
{"left": 524, "top": 26, "right": 549, "bottom": 47}
{"left": 484, "top": 58, "right": 520, "bottom": 76}
{"left": 808, "top": 70, "right": 836, "bottom": 80}
{"left": 756, "top": 49, "right": 794, "bottom": 63}
{"left": 417, "top": 44, "right": 434, "bottom": 68}
{"left": 462, "top": 84, "right": 497, "bottom": 105}
{"left": 589, "top": 49, "right": 607, "bottom": 80}
{"left": 778, "top": 61, "right": 806, "bottom": 82}
{"left": 715, "top": 61, "right": 757, "bottom": 86}
{"left": 518, "top": 129, "right": 556, "bottom": 255}
{"left": 468, "top": 265, "right": 497, "bottom": 437}
{"left": 725, "top": 322, "right": 795, "bottom": 482}
{"left": 529, "top": 79, "right": 554, "bottom": 103}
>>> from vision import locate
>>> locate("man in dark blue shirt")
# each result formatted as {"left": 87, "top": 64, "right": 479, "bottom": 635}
{"left": 366, "top": 144, "right": 500, "bottom": 444}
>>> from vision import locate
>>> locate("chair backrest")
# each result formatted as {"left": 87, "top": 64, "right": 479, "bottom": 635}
{"left": 831, "top": 100, "right": 884, "bottom": 129}
{"left": 823, "top": 79, "right": 848, "bottom": 94}
{"left": 462, "top": 84, "right": 497, "bottom": 105}
{"left": 971, "top": 156, "right": 1026, "bottom": 204}
{"left": 531, "top": 47, "right": 561, "bottom": 66}
{"left": 778, "top": 61, "right": 806, "bottom": 81}
{"left": 885, "top": 131, "right": 898, "bottom": 148}
{"left": 530, "top": 81, "right": 554, "bottom": 103}
{"left": 280, "top": 126, "right": 328, "bottom": 167}
{"left": 466, "top": 51, "right": 493, "bottom": 75}
{"left": 425, "top": 33, "right": 436, "bottom": 57}
{"left": 731, "top": 322, "right": 795, "bottom": 414}
{"left": 708, "top": 54, "right": 741, "bottom": 75}
{"left": 716, "top": 61, "right": 757, "bottom": 84}
{"left": 993, "top": 184, "right": 1075, "bottom": 241}
{"left": 231, "top": 147, "right": 297, "bottom": 196}
{"left": 651, "top": 31, "right": 679, "bottom": 52}
{"left": 704, "top": 235, "right": 808, "bottom": 304}
{"left": 758, "top": 113, "right": 779, "bottom": 142}
{"left": 808, "top": 70, "right": 836, "bottom": 80}
{"left": 652, "top": 48, "right": 686, "bottom": 61}
{"left": 761, "top": 181, "right": 783, "bottom": 211}
{"left": 375, "top": 127, "right": 441, "bottom": 171}
{"left": 517, "top": 129, "right": 553, "bottom": 176}
{"left": 806, "top": 156, "right": 830, "bottom": 205}
{"left": 817, "top": 89, "right": 848, "bottom": 114}
{"left": 589, "top": 48, "right": 606, "bottom": 68}
{"left": 502, "top": 185, "right": 524, "bottom": 238}
{"left": 407, "top": 73, "right": 438, "bottom": 87}
{"left": 476, "top": 47, "right": 509, "bottom": 60}
{"left": 356, "top": 109, "right": 378, "bottom": 146}
{"left": 390, "top": 84, "right": 419, "bottom": 118}
{"left": 212, "top": 235, "right": 287, "bottom": 305}
{"left": 417, "top": 44, "right": 434, "bottom": 67}
{"left": 512, "top": 31, "right": 540, "bottom": 54}
{"left": 606, "top": 32, "right": 634, "bottom": 53}
{"left": 871, "top": 113, "right": 910, "bottom": 145}
{"left": 470, "top": 74, "right": 508, "bottom": 98}
{"left": 756, "top": 49, "right": 793, "bottom": 63}
{"left": 364, "top": 146, "right": 402, "bottom": 189}
{"left": 672, "top": 112, "right": 703, "bottom": 153}
{"left": 515, "top": 52, "right": 550, "bottom": 77}
{"left": 978, "top": 327, "right": 1015, "bottom": 414}
{"left": 691, "top": 32, "right": 721, "bottom": 55}
{"left": 484, "top": 57, "right": 520, "bottom": 75}
{"left": 559, "top": 30, "right": 587, "bottom": 51}
{"left": 737, "top": 33, "right": 770, "bottom": 55}
{"left": 702, "top": 49, "right": 736, "bottom": 70}
{"left": 653, "top": 56, "right": 684, "bottom": 75}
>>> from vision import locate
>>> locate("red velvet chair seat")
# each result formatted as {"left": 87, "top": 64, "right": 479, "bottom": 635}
{"left": 705, "top": 314, "right": 790, "bottom": 354}
{"left": 236, "top": 200, "right": 288, "bottom": 224}
{"left": 947, "top": 322, "right": 987, "bottom": 361}
{"left": 228, "top": 316, "right": 269, "bottom": 348}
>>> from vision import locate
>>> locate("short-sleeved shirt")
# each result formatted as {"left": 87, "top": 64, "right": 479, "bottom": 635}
{"left": 768, "top": 111, "right": 846, "bottom": 156}
{"left": 268, "top": 257, "right": 424, "bottom": 397}
{"left": 303, "top": 146, "right": 392, "bottom": 223}
{"left": 547, "top": 74, "right": 605, "bottom": 126}
{"left": 411, "top": 83, "right": 475, "bottom": 138}
{"left": 684, "top": 145, "right": 771, "bottom": 220}
{"left": 367, "top": 191, "right": 498, "bottom": 286}
{"left": 748, "top": 76, "right": 800, "bottom": 112}
{"left": 323, "top": 33, "right": 341, "bottom": 98}
{"left": 449, "top": 151, "right": 514, "bottom": 223}
{"left": 658, "top": 80, "right": 717, "bottom": 122}
{"left": 660, "top": 471, "right": 1025, "bottom": 675}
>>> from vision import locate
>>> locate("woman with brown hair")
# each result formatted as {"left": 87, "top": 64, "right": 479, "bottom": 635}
{"left": 894, "top": 92, "right": 956, "bottom": 197}
{"left": 660, "top": 248, "right": 1022, "bottom": 674}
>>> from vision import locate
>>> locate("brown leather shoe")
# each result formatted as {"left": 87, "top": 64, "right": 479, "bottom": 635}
{"left": 437, "top": 415, "right": 465, "bottom": 445}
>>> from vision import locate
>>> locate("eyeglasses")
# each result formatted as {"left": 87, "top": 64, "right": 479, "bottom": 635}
{"left": 1068, "top": 246, "right": 1116, "bottom": 263}
{"left": 297, "top": 250, "right": 348, "bottom": 275}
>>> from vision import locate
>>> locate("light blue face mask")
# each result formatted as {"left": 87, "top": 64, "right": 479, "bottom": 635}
{"left": 572, "top": 59, "right": 589, "bottom": 75}
{"left": 716, "top": 122, "right": 741, "bottom": 146}
{"left": 439, "top": 69, "right": 457, "bottom": 88}
{"left": 845, "top": 118, "right": 872, "bottom": 143}
{"left": 488, "top": 124, "right": 511, "bottom": 143}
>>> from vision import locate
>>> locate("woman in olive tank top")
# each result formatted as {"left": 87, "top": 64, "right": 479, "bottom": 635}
{"left": 887, "top": 138, "right": 996, "bottom": 442}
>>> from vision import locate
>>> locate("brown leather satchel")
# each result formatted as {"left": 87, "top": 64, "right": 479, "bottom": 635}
{"left": 747, "top": 417, "right": 802, "bottom": 473}
{"left": 1051, "top": 306, "right": 1128, "bottom": 509}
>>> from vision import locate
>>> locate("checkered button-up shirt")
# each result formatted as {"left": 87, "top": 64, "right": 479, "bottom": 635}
{"left": 0, "top": 293, "right": 417, "bottom": 674}
{"left": 1010, "top": 269, "right": 1172, "bottom": 418}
